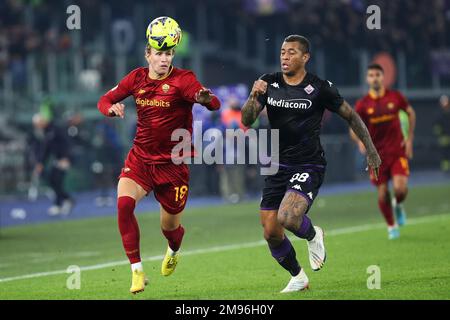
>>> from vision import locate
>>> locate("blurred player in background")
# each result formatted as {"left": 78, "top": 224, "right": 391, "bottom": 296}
{"left": 97, "top": 17, "right": 220, "bottom": 294}
{"left": 242, "top": 35, "right": 381, "bottom": 293}
{"left": 92, "top": 119, "right": 123, "bottom": 207}
{"left": 351, "top": 64, "right": 416, "bottom": 239}
{"left": 219, "top": 96, "right": 247, "bottom": 203}
{"left": 433, "top": 95, "right": 450, "bottom": 174}
{"left": 32, "top": 113, "right": 74, "bottom": 216}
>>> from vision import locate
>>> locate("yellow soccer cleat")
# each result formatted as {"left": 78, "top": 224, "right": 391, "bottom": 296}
{"left": 161, "top": 246, "right": 179, "bottom": 276}
{"left": 130, "top": 270, "right": 148, "bottom": 294}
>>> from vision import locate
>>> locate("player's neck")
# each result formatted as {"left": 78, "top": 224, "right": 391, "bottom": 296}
{"left": 369, "top": 86, "right": 386, "bottom": 99}
{"left": 282, "top": 69, "right": 307, "bottom": 86}
{"left": 148, "top": 65, "right": 173, "bottom": 80}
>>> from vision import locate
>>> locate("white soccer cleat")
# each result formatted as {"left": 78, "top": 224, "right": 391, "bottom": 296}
{"left": 60, "top": 199, "right": 74, "bottom": 215}
{"left": 307, "top": 226, "right": 326, "bottom": 271}
{"left": 47, "top": 205, "right": 61, "bottom": 216}
{"left": 280, "top": 268, "right": 309, "bottom": 293}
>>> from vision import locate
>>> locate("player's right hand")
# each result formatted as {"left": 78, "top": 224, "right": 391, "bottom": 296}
{"left": 250, "top": 80, "right": 267, "bottom": 100}
{"left": 108, "top": 103, "right": 125, "bottom": 118}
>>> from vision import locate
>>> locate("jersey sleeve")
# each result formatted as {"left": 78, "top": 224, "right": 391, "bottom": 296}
{"left": 395, "top": 91, "right": 409, "bottom": 111}
{"left": 97, "top": 69, "right": 137, "bottom": 116}
{"left": 320, "top": 80, "right": 344, "bottom": 113}
{"left": 256, "top": 74, "right": 271, "bottom": 107}
{"left": 179, "top": 71, "right": 220, "bottom": 111}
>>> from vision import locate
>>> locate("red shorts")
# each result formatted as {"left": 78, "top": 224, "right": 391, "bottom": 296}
{"left": 119, "top": 150, "right": 190, "bottom": 214}
{"left": 370, "top": 156, "right": 410, "bottom": 186}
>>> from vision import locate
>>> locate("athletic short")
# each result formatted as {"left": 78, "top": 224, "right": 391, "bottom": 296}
{"left": 370, "top": 156, "right": 410, "bottom": 186}
{"left": 260, "top": 164, "right": 325, "bottom": 213}
{"left": 119, "top": 149, "right": 189, "bottom": 214}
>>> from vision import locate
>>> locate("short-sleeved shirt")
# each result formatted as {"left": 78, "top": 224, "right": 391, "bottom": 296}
{"left": 257, "top": 72, "right": 343, "bottom": 166}
{"left": 355, "top": 89, "right": 409, "bottom": 160}
{"left": 97, "top": 66, "right": 220, "bottom": 164}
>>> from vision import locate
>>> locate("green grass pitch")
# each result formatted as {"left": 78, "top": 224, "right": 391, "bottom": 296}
{"left": 0, "top": 184, "right": 449, "bottom": 299}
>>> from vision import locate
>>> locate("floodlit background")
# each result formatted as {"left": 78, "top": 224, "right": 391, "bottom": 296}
{"left": 0, "top": 0, "right": 450, "bottom": 220}
{"left": 0, "top": 0, "right": 449, "bottom": 300}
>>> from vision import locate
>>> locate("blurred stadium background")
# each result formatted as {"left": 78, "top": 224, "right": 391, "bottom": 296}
{"left": 0, "top": 0, "right": 449, "bottom": 225}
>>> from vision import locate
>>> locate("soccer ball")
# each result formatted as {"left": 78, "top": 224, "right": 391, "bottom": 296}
{"left": 146, "top": 16, "right": 182, "bottom": 50}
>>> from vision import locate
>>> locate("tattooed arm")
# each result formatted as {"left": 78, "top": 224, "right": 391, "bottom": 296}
{"left": 337, "top": 100, "right": 382, "bottom": 179}
{"left": 241, "top": 79, "right": 267, "bottom": 127}
{"left": 241, "top": 97, "right": 263, "bottom": 127}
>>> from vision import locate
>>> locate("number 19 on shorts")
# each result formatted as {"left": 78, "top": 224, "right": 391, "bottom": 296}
{"left": 174, "top": 185, "right": 188, "bottom": 202}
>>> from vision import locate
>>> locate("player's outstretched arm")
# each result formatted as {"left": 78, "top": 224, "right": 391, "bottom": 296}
{"left": 349, "top": 129, "right": 367, "bottom": 155}
{"left": 241, "top": 79, "right": 267, "bottom": 127}
{"left": 98, "top": 71, "right": 135, "bottom": 118}
{"left": 195, "top": 88, "right": 221, "bottom": 111}
{"left": 403, "top": 105, "right": 416, "bottom": 159}
{"left": 98, "top": 89, "right": 127, "bottom": 118}
{"left": 107, "top": 103, "right": 125, "bottom": 118}
{"left": 337, "top": 100, "right": 382, "bottom": 179}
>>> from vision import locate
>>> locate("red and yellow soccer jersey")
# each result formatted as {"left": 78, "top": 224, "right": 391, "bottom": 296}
{"left": 98, "top": 66, "right": 220, "bottom": 164}
{"left": 355, "top": 88, "right": 409, "bottom": 160}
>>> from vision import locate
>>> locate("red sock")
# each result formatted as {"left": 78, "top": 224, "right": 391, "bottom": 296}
{"left": 117, "top": 196, "right": 140, "bottom": 264}
{"left": 162, "top": 225, "right": 185, "bottom": 252}
{"left": 378, "top": 198, "right": 395, "bottom": 227}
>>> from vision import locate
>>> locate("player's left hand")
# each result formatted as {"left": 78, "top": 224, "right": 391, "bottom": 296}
{"left": 34, "top": 163, "right": 44, "bottom": 176}
{"left": 367, "top": 151, "right": 382, "bottom": 181}
{"left": 195, "top": 88, "right": 215, "bottom": 104}
{"left": 56, "top": 158, "right": 71, "bottom": 170}
{"left": 403, "top": 138, "right": 414, "bottom": 159}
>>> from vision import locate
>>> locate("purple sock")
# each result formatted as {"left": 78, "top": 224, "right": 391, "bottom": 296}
{"left": 269, "top": 236, "right": 300, "bottom": 276}
{"left": 270, "top": 236, "right": 292, "bottom": 260}
{"left": 293, "top": 215, "right": 316, "bottom": 241}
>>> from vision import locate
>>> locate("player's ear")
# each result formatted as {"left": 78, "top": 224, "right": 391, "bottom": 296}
{"left": 144, "top": 46, "right": 151, "bottom": 62}
{"left": 303, "top": 53, "right": 310, "bottom": 63}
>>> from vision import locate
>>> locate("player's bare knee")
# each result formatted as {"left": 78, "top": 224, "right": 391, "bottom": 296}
{"left": 276, "top": 209, "right": 288, "bottom": 228}
{"left": 277, "top": 206, "right": 306, "bottom": 230}
{"left": 276, "top": 208, "right": 297, "bottom": 230}
{"left": 278, "top": 191, "right": 308, "bottom": 230}
{"left": 377, "top": 188, "right": 390, "bottom": 203}
{"left": 263, "top": 229, "right": 284, "bottom": 246}
{"left": 394, "top": 187, "right": 408, "bottom": 202}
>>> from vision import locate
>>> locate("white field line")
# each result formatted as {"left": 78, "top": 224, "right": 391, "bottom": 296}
{"left": 0, "top": 213, "right": 448, "bottom": 284}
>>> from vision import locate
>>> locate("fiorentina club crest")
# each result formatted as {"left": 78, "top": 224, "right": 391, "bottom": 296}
{"left": 162, "top": 83, "right": 170, "bottom": 93}
{"left": 304, "top": 84, "right": 314, "bottom": 94}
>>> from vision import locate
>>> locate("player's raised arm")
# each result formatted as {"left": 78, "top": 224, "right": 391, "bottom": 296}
{"left": 337, "top": 100, "right": 382, "bottom": 179}
{"left": 241, "top": 79, "right": 267, "bottom": 127}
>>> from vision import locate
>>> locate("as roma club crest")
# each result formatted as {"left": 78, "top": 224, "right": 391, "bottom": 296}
{"left": 162, "top": 84, "right": 170, "bottom": 93}
{"left": 387, "top": 102, "right": 395, "bottom": 110}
